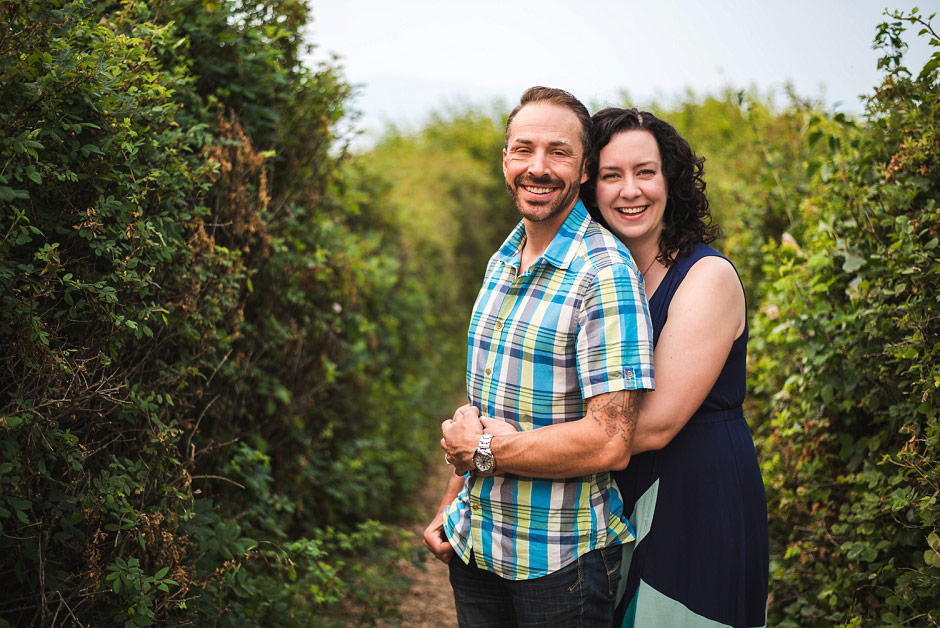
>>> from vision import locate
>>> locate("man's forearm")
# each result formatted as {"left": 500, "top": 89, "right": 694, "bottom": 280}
{"left": 488, "top": 389, "right": 641, "bottom": 478}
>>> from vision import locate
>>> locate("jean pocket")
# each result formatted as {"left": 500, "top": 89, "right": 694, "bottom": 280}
{"left": 600, "top": 544, "right": 623, "bottom": 597}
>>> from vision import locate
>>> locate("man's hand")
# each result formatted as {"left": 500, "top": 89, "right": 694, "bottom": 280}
{"left": 424, "top": 470, "right": 466, "bottom": 564}
{"left": 422, "top": 515, "right": 454, "bottom": 564}
{"left": 441, "top": 404, "right": 484, "bottom": 474}
{"left": 482, "top": 416, "right": 520, "bottom": 436}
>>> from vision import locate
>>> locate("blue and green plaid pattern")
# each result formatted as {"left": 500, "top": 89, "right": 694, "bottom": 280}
{"left": 443, "top": 201, "right": 654, "bottom": 581}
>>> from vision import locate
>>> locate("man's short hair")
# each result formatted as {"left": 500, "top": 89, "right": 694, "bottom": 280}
{"left": 505, "top": 86, "right": 592, "bottom": 157}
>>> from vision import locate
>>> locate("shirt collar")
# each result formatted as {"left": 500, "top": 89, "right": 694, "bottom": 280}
{"left": 495, "top": 200, "right": 590, "bottom": 271}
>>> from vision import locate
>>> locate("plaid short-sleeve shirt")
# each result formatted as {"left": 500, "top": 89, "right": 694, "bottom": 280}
{"left": 443, "top": 201, "right": 655, "bottom": 581}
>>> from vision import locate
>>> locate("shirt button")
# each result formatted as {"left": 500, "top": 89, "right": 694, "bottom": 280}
{"left": 485, "top": 368, "right": 492, "bottom": 376}
{"left": 495, "top": 320, "right": 503, "bottom": 329}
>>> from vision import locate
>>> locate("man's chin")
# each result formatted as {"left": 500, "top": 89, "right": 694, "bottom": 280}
{"left": 518, "top": 205, "right": 565, "bottom": 223}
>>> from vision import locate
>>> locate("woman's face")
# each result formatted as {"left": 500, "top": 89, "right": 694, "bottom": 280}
{"left": 594, "top": 130, "right": 668, "bottom": 249}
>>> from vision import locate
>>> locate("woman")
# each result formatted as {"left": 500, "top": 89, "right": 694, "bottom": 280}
{"left": 580, "top": 108, "right": 768, "bottom": 628}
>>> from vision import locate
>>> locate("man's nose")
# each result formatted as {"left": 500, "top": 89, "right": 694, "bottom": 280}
{"left": 527, "top": 151, "right": 550, "bottom": 176}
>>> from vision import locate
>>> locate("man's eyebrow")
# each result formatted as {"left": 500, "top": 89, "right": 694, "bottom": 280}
{"left": 508, "top": 138, "right": 576, "bottom": 150}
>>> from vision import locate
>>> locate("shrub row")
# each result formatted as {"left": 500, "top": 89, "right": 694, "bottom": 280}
{"left": 0, "top": 1, "right": 460, "bottom": 625}
{"left": 747, "top": 11, "right": 940, "bottom": 626}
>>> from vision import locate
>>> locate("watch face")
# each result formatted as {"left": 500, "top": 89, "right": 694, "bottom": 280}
{"left": 473, "top": 451, "right": 494, "bottom": 473}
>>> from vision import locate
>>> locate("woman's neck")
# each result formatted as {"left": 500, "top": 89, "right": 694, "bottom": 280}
{"left": 627, "top": 239, "right": 666, "bottom": 299}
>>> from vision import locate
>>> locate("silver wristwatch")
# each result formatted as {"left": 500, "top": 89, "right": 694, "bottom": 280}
{"left": 472, "top": 433, "right": 495, "bottom": 473}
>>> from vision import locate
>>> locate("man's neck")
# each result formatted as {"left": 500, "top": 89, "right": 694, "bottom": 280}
{"left": 519, "top": 205, "right": 574, "bottom": 274}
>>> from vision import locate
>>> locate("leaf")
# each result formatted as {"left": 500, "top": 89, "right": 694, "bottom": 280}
{"left": 842, "top": 253, "right": 865, "bottom": 273}
{"left": 917, "top": 55, "right": 940, "bottom": 81}
{"left": 0, "top": 186, "right": 28, "bottom": 201}
{"left": 925, "top": 549, "right": 940, "bottom": 568}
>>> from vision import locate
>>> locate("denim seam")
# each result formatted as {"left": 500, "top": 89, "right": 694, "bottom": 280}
{"left": 567, "top": 553, "right": 584, "bottom": 593}
{"left": 600, "top": 546, "right": 614, "bottom": 597}
{"left": 604, "top": 547, "right": 610, "bottom": 596}
{"left": 578, "top": 553, "right": 586, "bottom": 627}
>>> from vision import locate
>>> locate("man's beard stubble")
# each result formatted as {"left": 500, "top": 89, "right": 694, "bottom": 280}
{"left": 506, "top": 173, "right": 582, "bottom": 224}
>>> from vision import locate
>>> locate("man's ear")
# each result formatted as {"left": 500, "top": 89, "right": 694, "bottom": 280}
{"left": 580, "top": 159, "right": 589, "bottom": 184}
{"left": 502, "top": 148, "right": 508, "bottom": 177}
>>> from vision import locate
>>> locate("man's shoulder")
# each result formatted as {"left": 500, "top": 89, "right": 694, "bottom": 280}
{"left": 576, "top": 220, "right": 637, "bottom": 273}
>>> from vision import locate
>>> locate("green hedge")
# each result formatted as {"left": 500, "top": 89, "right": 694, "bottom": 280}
{"left": 749, "top": 11, "right": 940, "bottom": 626}
{"left": 0, "top": 1, "right": 459, "bottom": 625}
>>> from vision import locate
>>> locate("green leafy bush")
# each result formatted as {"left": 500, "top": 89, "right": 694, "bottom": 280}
{"left": 0, "top": 1, "right": 457, "bottom": 625}
{"left": 748, "top": 10, "right": 940, "bottom": 626}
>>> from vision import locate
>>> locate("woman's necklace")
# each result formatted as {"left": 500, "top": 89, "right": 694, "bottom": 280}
{"left": 640, "top": 255, "right": 660, "bottom": 299}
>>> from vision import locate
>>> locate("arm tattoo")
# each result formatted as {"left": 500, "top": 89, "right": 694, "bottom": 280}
{"left": 588, "top": 390, "right": 641, "bottom": 448}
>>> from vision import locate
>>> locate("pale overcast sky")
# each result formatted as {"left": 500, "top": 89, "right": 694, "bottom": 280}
{"left": 303, "top": 1, "right": 934, "bottom": 144}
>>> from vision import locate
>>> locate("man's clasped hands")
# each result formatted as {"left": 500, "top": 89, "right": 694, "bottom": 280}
{"left": 440, "top": 404, "right": 517, "bottom": 476}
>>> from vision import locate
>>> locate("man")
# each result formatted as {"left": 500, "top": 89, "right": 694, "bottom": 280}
{"left": 422, "top": 86, "right": 655, "bottom": 627}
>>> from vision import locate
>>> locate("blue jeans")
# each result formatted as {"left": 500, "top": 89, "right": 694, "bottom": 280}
{"left": 448, "top": 546, "right": 622, "bottom": 628}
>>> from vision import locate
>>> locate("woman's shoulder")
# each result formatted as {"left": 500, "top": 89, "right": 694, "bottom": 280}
{"left": 673, "top": 242, "right": 738, "bottom": 278}
{"left": 678, "top": 241, "right": 726, "bottom": 266}
{"left": 671, "top": 243, "right": 747, "bottom": 332}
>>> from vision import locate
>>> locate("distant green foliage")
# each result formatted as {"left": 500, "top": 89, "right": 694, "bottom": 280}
{"left": 0, "top": 1, "right": 454, "bottom": 625}
{"left": 362, "top": 106, "right": 519, "bottom": 320}
{"left": 748, "top": 10, "right": 940, "bottom": 626}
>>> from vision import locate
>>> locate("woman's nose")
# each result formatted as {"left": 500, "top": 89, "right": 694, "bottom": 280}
{"left": 619, "top": 177, "right": 639, "bottom": 198}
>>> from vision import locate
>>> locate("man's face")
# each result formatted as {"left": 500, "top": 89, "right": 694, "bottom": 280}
{"left": 502, "top": 102, "right": 588, "bottom": 224}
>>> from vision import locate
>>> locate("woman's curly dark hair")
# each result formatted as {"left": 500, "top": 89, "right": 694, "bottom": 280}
{"left": 580, "top": 107, "right": 718, "bottom": 266}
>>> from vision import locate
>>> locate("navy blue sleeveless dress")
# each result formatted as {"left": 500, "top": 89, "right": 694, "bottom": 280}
{"left": 613, "top": 242, "right": 768, "bottom": 628}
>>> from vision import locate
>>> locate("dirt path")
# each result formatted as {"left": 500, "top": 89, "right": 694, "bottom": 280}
{"left": 380, "top": 460, "right": 459, "bottom": 627}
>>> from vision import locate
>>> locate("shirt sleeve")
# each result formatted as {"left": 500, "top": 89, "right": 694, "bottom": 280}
{"left": 576, "top": 263, "right": 655, "bottom": 399}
